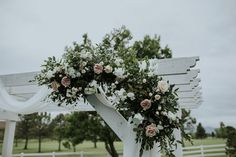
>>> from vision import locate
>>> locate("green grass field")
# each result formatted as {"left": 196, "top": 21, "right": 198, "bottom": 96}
{"left": 0, "top": 138, "right": 226, "bottom": 157}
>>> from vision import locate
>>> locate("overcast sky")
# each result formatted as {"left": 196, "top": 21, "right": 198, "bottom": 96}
{"left": 0, "top": 0, "right": 235, "bottom": 128}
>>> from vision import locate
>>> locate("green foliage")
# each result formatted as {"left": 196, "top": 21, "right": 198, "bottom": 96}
{"left": 50, "top": 113, "right": 67, "bottom": 151}
{"left": 133, "top": 35, "right": 172, "bottom": 59}
{"left": 16, "top": 113, "right": 38, "bottom": 149}
{"left": 180, "top": 109, "right": 196, "bottom": 146}
{"left": 215, "top": 122, "right": 227, "bottom": 138}
{"left": 225, "top": 126, "right": 236, "bottom": 157}
{"left": 31, "top": 112, "right": 51, "bottom": 152}
{"left": 35, "top": 26, "right": 188, "bottom": 157}
{"left": 86, "top": 112, "right": 102, "bottom": 148}
{"left": 98, "top": 122, "right": 119, "bottom": 157}
{"left": 86, "top": 112, "right": 119, "bottom": 157}
{"left": 195, "top": 123, "right": 207, "bottom": 139}
{"left": 63, "top": 112, "right": 89, "bottom": 152}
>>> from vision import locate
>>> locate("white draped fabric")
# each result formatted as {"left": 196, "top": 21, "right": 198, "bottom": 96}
{"left": 0, "top": 79, "right": 94, "bottom": 114}
{"left": 0, "top": 79, "right": 52, "bottom": 114}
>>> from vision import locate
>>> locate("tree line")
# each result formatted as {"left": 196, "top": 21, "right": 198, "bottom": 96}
{"left": 194, "top": 122, "right": 236, "bottom": 157}
{"left": 14, "top": 112, "right": 120, "bottom": 157}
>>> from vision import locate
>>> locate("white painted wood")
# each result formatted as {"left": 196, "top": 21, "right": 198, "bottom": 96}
{"left": 173, "top": 110, "right": 183, "bottom": 157}
{"left": 2, "top": 120, "right": 16, "bottom": 157}
{"left": 0, "top": 110, "right": 19, "bottom": 121}
{"left": 0, "top": 56, "right": 202, "bottom": 157}
{"left": 155, "top": 57, "right": 199, "bottom": 75}
{"left": 161, "top": 69, "right": 199, "bottom": 85}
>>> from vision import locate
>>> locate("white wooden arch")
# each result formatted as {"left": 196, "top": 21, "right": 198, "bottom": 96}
{"left": 0, "top": 57, "right": 202, "bottom": 157}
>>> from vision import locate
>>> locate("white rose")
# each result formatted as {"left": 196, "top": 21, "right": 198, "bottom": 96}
{"left": 157, "top": 80, "right": 169, "bottom": 93}
{"left": 104, "top": 65, "right": 113, "bottom": 73}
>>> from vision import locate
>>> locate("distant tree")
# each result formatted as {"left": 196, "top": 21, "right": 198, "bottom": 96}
{"left": 86, "top": 112, "right": 102, "bottom": 148}
{"left": 211, "top": 132, "right": 215, "bottom": 138}
{"left": 31, "top": 112, "right": 51, "bottom": 153}
{"left": 215, "top": 122, "right": 227, "bottom": 138}
{"left": 63, "top": 112, "right": 88, "bottom": 152}
{"left": 225, "top": 126, "right": 236, "bottom": 157}
{"left": 195, "top": 123, "right": 207, "bottom": 139}
{"left": 50, "top": 113, "right": 67, "bottom": 151}
{"left": 133, "top": 35, "right": 172, "bottom": 59}
{"left": 86, "top": 112, "right": 119, "bottom": 157}
{"left": 16, "top": 113, "right": 37, "bottom": 149}
{"left": 99, "top": 121, "right": 119, "bottom": 157}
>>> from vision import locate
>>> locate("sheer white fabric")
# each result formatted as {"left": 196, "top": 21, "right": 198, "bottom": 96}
{"left": 0, "top": 79, "right": 51, "bottom": 114}
{"left": 0, "top": 79, "right": 94, "bottom": 114}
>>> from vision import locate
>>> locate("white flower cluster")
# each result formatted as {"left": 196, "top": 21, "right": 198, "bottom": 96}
{"left": 63, "top": 63, "right": 81, "bottom": 78}
{"left": 66, "top": 87, "right": 79, "bottom": 98}
{"left": 114, "top": 58, "right": 124, "bottom": 66}
{"left": 113, "top": 68, "right": 126, "bottom": 79}
{"left": 80, "top": 50, "right": 93, "bottom": 60}
{"left": 45, "top": 66, "right": 62, "bottom": 79}
{"left": 148, "top": 59, "right": 159, "bottom": 76}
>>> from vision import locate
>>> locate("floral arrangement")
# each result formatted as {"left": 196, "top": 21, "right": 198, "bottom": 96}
{"left": 35, "top": 27, "right": 190, "bottom": 156}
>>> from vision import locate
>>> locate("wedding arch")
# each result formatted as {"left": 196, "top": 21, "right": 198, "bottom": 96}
{"left": 0, "top": 28, "right": 202, "bottom": 157}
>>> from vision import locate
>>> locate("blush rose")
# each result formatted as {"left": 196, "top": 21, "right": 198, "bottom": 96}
{"left": 145, "top": 123, "right": 158, "bottom": 137}
{"left": 140, "top": 99, "right": 151, "bottom": 110}
{"left": 61, "top": 76, "right": 71, "bottom": 87}
{"left": 94, "top": 63, "right": 103, "bottom": 74}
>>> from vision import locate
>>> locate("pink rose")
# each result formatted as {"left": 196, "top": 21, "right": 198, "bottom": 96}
{"left": 94, "top": 63, "right": 103, "bottom": 74}
{"left": 61, "top": 76, "right": 71, "bottom": 87}
{"left": 145, "top": 123, "right": 158, "bottom": 137}
{"left": 140, "top": 99, "right": 151, "bottom": 110}
{"left": 51, "top": 81, "right": 60, "bottom": 91}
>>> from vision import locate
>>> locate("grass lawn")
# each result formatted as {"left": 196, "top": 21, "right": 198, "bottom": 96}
{"left": 0, "top": 138, "right": 226, "bottom": 157}
{"left": 184, "top": 137, "right": 226, "bottom": 146}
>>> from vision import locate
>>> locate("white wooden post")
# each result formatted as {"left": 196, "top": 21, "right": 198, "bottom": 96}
{"left": 200, "top": 145, "right": 204, "bottom": 157}
{"left": 173, "top": 110, "right": 183, "bottom": 157}
{"left": 2, "top": 120, "right": 16, "bottom": 157}
{"left": 52, "top": 152, "right": 55, "bottom": 157}
{"left": 20, "top": 152, "right": 24, "bottom": 157}
{"left": 80, "top": 151, "right": 84, "bottom": 157}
